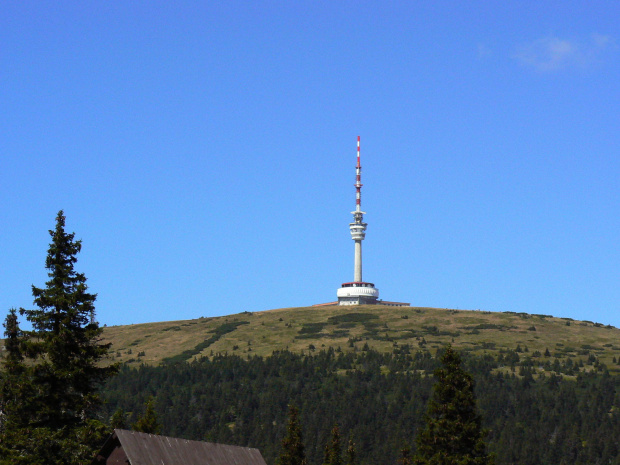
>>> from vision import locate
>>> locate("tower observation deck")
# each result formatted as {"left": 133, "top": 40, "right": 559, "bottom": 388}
{"left": 337, "top": 137, "right": 379, "bottom": 305}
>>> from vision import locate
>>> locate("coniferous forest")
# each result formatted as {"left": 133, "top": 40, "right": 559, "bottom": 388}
{"left": 100, "top": 348, "right": 620, "bottom": 465}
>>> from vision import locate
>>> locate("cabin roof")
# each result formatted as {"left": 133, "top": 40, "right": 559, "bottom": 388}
{"left": 92, "top": 429, "right": 268, "bottom": 465}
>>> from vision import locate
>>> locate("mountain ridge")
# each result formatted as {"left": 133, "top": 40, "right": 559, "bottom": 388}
{"left": 100, "top": 305, "right": 620, "bottom": 373}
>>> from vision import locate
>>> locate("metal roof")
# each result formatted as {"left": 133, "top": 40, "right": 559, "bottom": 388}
{"left": 95, "top": 429, "right": 268, "bottom": 465}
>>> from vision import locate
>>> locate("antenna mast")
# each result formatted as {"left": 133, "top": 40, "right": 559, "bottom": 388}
{"left": 350, "top": 136, "right": 367, "bottom": 282}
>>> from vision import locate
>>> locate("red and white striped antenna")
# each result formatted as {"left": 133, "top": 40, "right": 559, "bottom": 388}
{"left": 355, "top": 136, "right": 362, "bottom": 209}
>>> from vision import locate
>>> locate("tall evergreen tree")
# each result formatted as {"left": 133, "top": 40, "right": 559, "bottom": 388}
{"left": 278, "top": 404, "right": 306, "bottom": 465}
{"left": 330, "top": 425, "right": 342, "bottom": 465}
{"left": 398, "top": 446, "right": 412, "bottom": 465}
{"left": 323, "top": 424, "right": 342, "bottom": 465}
{"left": 110, "top": 407, "right": 128, "bottom": 430}
{"left": 414, "top": 345, "right": 493, "bottom": 465}
{"left": 132, "top": 397, "right": 161, "bottom": 434}
{"left": 0, "top": 309, "right": 27, "bottom": 421}
{"left": 346, "top": 437, "right": 356, "bottom": 465}
{"left": 323, "top": 444, "right": 331, "bottom": 465}
{"left": 0, "top": 211, "right": 117, "bottom": 464}
{"left": 0, "top": 309, "right": 37, "bottom": 462}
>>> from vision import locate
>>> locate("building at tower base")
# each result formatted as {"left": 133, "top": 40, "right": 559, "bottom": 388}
{"left": 337, "top": 282, "right": 379, "bottom": 305}
{"left": 313, "top": 299, "right": 410, "bottom": 307}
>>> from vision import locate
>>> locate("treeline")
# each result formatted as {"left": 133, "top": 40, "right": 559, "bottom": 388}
{"left": 99, "top": 348, "right": 620, "bottom": 465}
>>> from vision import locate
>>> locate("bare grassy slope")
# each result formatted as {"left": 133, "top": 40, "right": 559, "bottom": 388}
{"left": 100, "top": 306, "right": 620, "bottom": 371}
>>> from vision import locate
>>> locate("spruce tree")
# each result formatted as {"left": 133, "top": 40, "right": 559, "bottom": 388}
{"left": 110, "top": 407, "right": 128, "bottom": 430}
{"left": 0, "top": 309, "right": 28, "bottom": 424}
{"left": 346, "top": 437, "right": 356, "bottom": 465}
{"left": 132, "top": 397, "right": 161, "bottom": 434}
{"left": 322, "top": 442, "right": 333, "bottom": 465}
{"left": 0, "top": 211, "right": 117, "bottom": 464}
{"left": 330, "top": 425, "right": 342, "bottom": 465}
{"left": 323, "top": 424, "right": 342, "bottom": 465}
{"left": 414, "top": 345, "right": 493, "bottom": 465}
{"left": 278, "top": 404, "right": 306, "bottom": 465}
{"left": 0, "top": 309, "right": 37, "bottom": 462}
{"left": 398, "top": 446, "right": 412, "bottom": 465}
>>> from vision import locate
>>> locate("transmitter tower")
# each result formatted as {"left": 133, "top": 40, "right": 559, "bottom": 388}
{"left": 337, "top": 137, "right": 380, "bottom": 305}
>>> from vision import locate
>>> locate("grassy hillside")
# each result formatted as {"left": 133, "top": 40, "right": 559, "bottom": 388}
{"left": 100, "top": 305, "right": 620, "bottom": 372}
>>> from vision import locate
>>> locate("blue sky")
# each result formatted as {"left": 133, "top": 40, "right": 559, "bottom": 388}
{"left": 2, "top": 1, "right": 620, "bottom": 328}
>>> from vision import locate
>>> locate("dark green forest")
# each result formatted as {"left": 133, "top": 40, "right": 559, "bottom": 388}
{"left": 100, "top": 348, "right": 620, "bottom": 465}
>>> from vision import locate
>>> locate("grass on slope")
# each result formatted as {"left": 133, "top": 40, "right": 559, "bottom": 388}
{"left": 97, "top": 306, "right": 620, "bottom": 374}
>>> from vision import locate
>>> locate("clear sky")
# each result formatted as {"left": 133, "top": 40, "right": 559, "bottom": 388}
{"left": 2, "top": 1, "right": 619, "bottom": 328}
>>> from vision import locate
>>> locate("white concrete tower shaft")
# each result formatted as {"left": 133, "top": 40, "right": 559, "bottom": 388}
{"left": 350, "top": 136, "right": 367, "bottom": 282}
